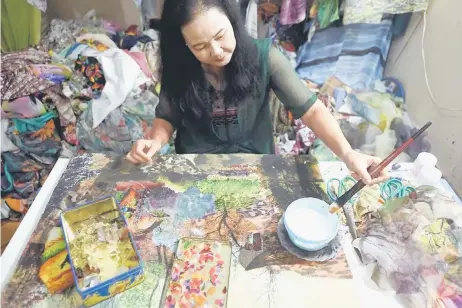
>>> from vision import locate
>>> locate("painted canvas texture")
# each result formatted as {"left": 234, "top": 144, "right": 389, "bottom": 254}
{"left": 2, "top": 153, "right": 352, "bottom": 308}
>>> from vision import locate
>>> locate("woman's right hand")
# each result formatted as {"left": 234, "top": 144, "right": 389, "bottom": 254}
{"left": 126, "top": 139, "right": 162, "bottom": 164}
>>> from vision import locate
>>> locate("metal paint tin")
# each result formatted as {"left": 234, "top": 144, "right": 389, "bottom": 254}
{"left": 60, "top": 196, "right": 144, "bottom": 306}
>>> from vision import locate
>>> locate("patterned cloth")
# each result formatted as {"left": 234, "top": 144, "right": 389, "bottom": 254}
{"left": 77, "top": 88, "right": 159, "bottom": 154}
{"left": 1, "top": 112, "right": 61, "bottom": 200}
{"left": 1, "top": 96, "right": 47, "bottom": 119}
{"left": 74, "top": 55, "right": 106, "bottom": 98}
{"left": 296, "top": 20, "right": 393, "bottom": 89}
{"left": 40, "top": 19, "right": 83, "bottom": 53}
{"left": 279, "top": 0, "right": 306, "bottom": 25}
{"left": 40, "top": 86, "right": 78, "bottom": 145}
{"left": 354, "top": 187, "right": 462, "bottom": 307}
{"left": 1, "top": 50, "right": 54, "bottom": 100}
{"left": 8, "top": 112, "right": 62, "bottom": 165}
{"left": 343, "top": 0, "right": 428, "bottom": 25}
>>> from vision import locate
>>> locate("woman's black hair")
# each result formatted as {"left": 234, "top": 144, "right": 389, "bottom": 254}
{"left": 160, "top": 0, "right": 261, "bottom": 120}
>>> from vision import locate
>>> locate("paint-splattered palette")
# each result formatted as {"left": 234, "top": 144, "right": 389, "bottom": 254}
{"left": 163, "top": 238, "right": 232, "bottom": 308}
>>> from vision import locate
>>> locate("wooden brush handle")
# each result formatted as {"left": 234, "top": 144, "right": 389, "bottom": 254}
{"left": 329, "top": 121, "right": 432, "bottom": 213}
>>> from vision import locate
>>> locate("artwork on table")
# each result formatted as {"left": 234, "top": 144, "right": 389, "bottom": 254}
{"left": 2, "top": 153, "right": 352, "bottom": 308}
{"left": 163, "top": 238, "right": 231, "bottom": 308}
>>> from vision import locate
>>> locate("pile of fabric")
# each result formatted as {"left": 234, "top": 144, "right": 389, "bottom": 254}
{"left": 1, "top": 16, "right": 162, "bottom": 223}
{"left": 249, "top": 0, "right": 430, "bottom": 160}
{"left": 354, "top": 187, "right": 462, "bottom": 307}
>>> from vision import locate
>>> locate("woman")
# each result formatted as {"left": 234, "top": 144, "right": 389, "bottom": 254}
{"left": 127, "top": 0, "right": 388, "bottom": 185}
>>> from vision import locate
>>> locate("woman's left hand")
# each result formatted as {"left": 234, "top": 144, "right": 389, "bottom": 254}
{"left": 341, "top": 150, "right": 389, "bottom": 185}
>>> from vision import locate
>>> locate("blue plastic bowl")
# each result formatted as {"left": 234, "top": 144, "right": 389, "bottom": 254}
{"left": 283, "top": 198, "right": 339, "bottom": 251}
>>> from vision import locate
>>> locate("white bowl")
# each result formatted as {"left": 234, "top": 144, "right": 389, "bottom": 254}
{"left": 283, "top": 198, "right": 339, "bottom": 251}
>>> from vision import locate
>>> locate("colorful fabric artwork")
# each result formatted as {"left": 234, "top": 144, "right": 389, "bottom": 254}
{"left": 75, "top": 55, "right": 106, "bottom": 98}
{"left": 353, "top": 187, "right": 462, "bottom": 307}
{"left": 2, "top": 154, "right": 352, "bottom": 308}
{"left": 343, "top": 0, "right": 428, "bottom": 25}
{"left": 296, "top": 20, "right": 393, "bottom": 90}
{"left": 164, "top": 238, "right": 231, "bottom": 308}
{"left": 40, "top": 86, "right": 78, "bottom": 145}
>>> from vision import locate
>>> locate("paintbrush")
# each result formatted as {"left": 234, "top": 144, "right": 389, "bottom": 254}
{"left": 329, "top": 121, "right": 432, "bottom": 240}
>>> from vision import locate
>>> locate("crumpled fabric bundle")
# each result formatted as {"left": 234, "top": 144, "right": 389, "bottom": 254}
{"left": 40, "top": 19, "right": 83, "bottom": 53}
{"left": 279, "top": 0, "right": 306, "bottom": 25}
{"left": 80, "top": 48, "right": 150, "bottom": 128}
{"left": 77, "top": 86, "right": 159, "bottom": 154}
{"left": 353, "top": 187, "right": 462, "bottom": 307}
{"left": 27, "top": 0, "right": 47, "bottom": 12}
{"left": 74, "top": 55, "right": 106, "bottom": 98}
{"left": 131, "top": 30, "right": 161, "bottom": 83}
{"left": 343, "top": 0, "right": 428, "bottom": 25}
{"left": 1, "top": 112, "right": 61, "bottom": 202}
{"left": 39, "top": 86, "right": 78, "bottom": 145}
{"left": 76, "top": 33, "right": 118, "bottom": 50}
{"left": 1, "top": 95, "right": 47, "bottom": 119}
{"left": 112, "top": 25, "right": 154, "bottom": 50}
{"left": 1, "top": 49, "right": 54, "bottom": 100}
{"left": 8, "top": 112, "right": 62, "bottom": 164}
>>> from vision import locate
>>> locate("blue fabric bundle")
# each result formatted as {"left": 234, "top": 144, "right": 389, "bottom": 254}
{"left": 296, "top": 20, "right": 393, "bottom": 90}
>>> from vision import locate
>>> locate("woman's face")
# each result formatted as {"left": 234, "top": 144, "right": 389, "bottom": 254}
{"left": 181, "top": 8, "right": 236, "bottom": 67}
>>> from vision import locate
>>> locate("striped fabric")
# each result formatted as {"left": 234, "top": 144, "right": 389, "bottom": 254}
{"left": 296, "top": 20, "right": 393, "bottom": 90}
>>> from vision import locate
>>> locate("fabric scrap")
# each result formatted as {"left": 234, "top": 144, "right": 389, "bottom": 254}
{"left": 1, "top": 49, "right": 54, "bottom": 100}
{"left": 1, "top": 119, "right": 19, "bottom": 153}
{"left": 74, "top": 55, "right": 106, "bottom": 97}
{"left": 76, "top": 33, "right": 118, "bottom": 51}
{"left": 296, "top": 20, "right": 393, "bottom": 90}
{"left": 1, "top": 96, "right": 46, "bottom": 119}
{"left": 81, "top": 48, "right": 150, "bottom": 128}
{"left": 40, "top": 19, "right": 83, "bottom": 53}
{"left": 8, "top": 113, "right": 62, "bottom": 165}
{"left": 353, "top": 187, "right": 462, "bottom": 308}
{"left": 77, "top": 88, "right": 159, "bottom": 154}
{"left": 279, "top": 0, "right": 306, "bottom": 25}
{"left": 125, "top": 51, "right": 152, "bottom": 78}
{"left": 343, "top": 0, "right": 428, "bottom": 25}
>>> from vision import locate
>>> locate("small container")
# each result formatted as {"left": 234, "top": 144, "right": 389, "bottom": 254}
{"left": 61, "top": 196, "right": 144, "bottom": 307}
{"left": 284, "top": 198, "right": 339, "bottom": 251}
{"left": 412, "top": 152, "right": 437, "bottom": 176}
{"left": 415, "top": 165, "right": 442, "bottom": 187}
